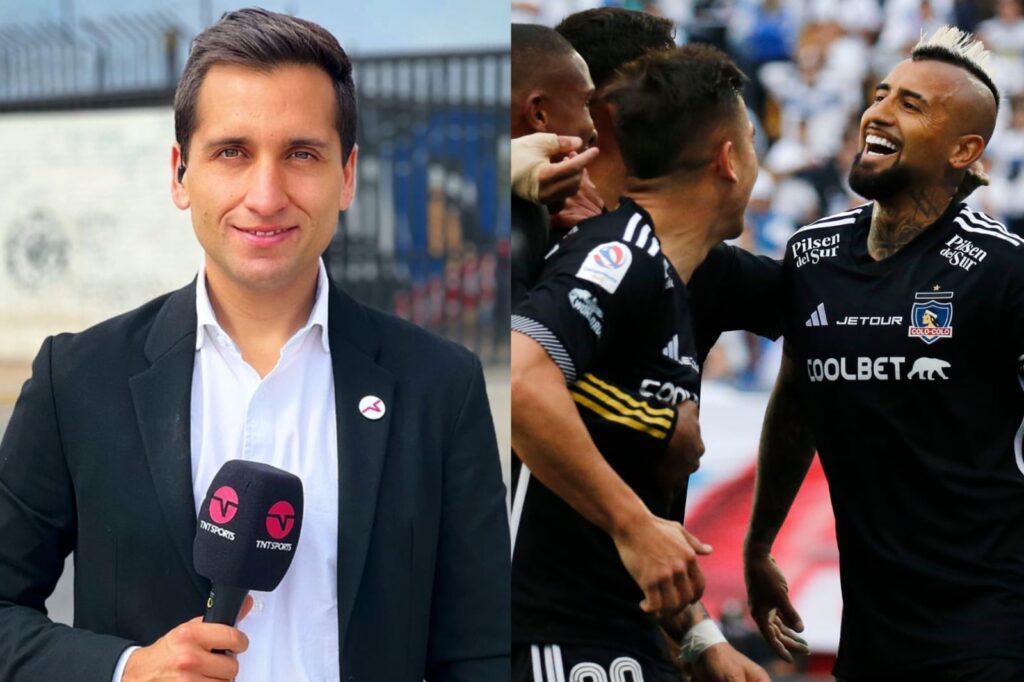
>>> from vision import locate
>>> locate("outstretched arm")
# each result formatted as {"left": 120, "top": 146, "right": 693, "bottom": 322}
{"left": 743, "top": 346, "right": 814, "bottom": 662}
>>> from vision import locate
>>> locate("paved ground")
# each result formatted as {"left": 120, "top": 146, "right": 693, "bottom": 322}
{"left": 0, "top": 362, "right": 511, "bottom": 627}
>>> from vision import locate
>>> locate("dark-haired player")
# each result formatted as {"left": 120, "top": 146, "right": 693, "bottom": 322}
{"left": 554, "top": 10, "right": 788, "bottom": 673}
{"left": 744, "top": 26, "right": 1024, "bottom": 682}
{"left": 556, "top": 7, "right": 782, "bottom": 374}
{"left": 511, "top": 23, "right": 599, "bottom": 306}
{"left": 512, "top": 46, "right": 768, "bottom": 682}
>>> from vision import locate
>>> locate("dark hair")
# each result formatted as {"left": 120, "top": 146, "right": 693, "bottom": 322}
{"left": 175, "top": 7, "right": 357, "bottom": 164}
{"left": 911, "top": 47, "right": 1000, "bottom": 111}
{"left": 604, "top": 45, "right": 748, "bottom": 179}
{"left": 511, "top": 23, "right": 578, "bottom": 92}
{"left": 556, "top": 8, "right": 675, "bottom": 88}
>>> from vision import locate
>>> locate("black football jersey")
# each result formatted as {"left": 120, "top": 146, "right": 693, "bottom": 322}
{"left": 688, "top": 242, "right": 781, "bottom": 364}
{"left": 511, "top": 198, "right": 700, "bottom": 658}
{"left": 781, "top": 201, "right": 1024, "bottom": 675}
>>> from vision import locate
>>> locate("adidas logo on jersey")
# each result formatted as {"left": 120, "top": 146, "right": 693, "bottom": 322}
{"left": 662, "top": 334, "right": 698, "bottom": 371}
{"left": 805, "top": 302, "right": 828, "bottom": 327}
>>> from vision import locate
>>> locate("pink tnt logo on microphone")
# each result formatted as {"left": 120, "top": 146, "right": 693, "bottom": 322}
{"left": 266, "top": 501, "right": 296, "bottom": 540}
{"left": 210, "top": 486, "right": 239, "bottom": 524}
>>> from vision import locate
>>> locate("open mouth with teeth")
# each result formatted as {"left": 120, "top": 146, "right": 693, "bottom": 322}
{"left": 864, "top": 133, "right": 900, "bottom": 157}
{"left": 232, "top": 225, "right": 299, "bottom": 246}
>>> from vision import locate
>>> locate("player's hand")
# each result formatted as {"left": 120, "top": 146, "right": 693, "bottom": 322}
{"left": 953, "top": 159, "right": 989, "bottom": 203}
{"left": 744, "top": 551, "right": 808, "bottom": 662}
{"left": 510, "top": 132, "right": 600, "bottom": 207}
{"left": 689, "top": 642, "right": 771, "bottom": 682}
{"left": 613, "top": 515, "right": 711, "bottom": 617}
{"left": 122, "top": 595, "right": 254, "bottom": 681}
{"left": 549, "top": 168, "right": 604, "bottom": 230}
{"left": 659, "top": 400, "right": 705, "bottom": 498}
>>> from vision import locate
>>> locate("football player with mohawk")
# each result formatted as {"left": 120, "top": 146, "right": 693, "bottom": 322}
{"left": 744, "top": 25, "right": 1024, "bottom": 682}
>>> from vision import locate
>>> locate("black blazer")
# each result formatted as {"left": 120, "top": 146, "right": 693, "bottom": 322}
{"left": 0, "top": 280, "right": 510, "bottom": 681}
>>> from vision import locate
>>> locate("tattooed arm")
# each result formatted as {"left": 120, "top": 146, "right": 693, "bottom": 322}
{"left": 743, "top": 346, "right": 813, "bottom": 662}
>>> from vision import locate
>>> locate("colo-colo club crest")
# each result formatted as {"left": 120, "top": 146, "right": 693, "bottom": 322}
{"left": 908, "top": 291, "right": 953, "bottom": 344}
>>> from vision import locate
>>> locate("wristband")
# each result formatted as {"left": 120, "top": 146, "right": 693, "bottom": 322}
{"left": 679, "top": 618, "right": 727, "bottom": 664}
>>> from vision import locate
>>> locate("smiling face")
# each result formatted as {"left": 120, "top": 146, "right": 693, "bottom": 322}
{"left": 172, "top": 63, "right": 355, "bottom": 294}
{"left": 849, "top": 58, "right": 993, "bottom": 201}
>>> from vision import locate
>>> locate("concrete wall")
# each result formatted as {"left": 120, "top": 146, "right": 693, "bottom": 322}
{"left": 0, "top": 107, "right": 202, "bottom": 362}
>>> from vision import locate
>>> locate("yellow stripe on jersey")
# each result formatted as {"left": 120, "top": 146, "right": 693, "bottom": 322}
{"left": 579, "top": 373, "right": 676, "bottom": 421}
{"left": 570, "top": 391, "right": 671, "bottom": 440}
{"left": 572, "top": 380, "right": 674, "bottom": 429}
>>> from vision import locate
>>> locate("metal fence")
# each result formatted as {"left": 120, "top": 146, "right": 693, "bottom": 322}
{"left": 332, "top": 51, "right": 511, "bottom": 364}
{"left": 0, "top": 14, "right": 511, "bottom": 363}
{"left": 0, "top": 12, "right": 184, "bottom": 111}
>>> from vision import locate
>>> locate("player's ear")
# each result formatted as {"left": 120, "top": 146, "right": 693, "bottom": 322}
{"left": 526, "top": 91, "right": 549, "bottom": 133}
{"left": 712, "top": 140, "right": 738, "bottom": 183}
{"left": 949, "top": 134, "right": 985, "bottom": 171}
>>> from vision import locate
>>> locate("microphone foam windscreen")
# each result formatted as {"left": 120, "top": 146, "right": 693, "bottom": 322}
{"left": 194, "top": 460, "right": 304, "bottom": 592}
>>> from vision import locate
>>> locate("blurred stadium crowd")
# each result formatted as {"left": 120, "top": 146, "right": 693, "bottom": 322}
{"left": 513, "top": 0, "right": 1024, "bottom": 387}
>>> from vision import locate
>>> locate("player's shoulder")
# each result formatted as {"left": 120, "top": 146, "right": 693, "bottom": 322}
{"left": 548, "top": 200, "right": 665, "bottom": 263}
{"left": 787, "top": 203, "right": 870, "bottom": 245}
{"left": 948, "top": 203, "right": 1024, "bottom": 259}
{"left": 543, "top": 201, "right": 667, "bottom": 294}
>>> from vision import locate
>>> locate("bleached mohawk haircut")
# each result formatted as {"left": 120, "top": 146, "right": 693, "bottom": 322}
{"left": 912, "top": 25, "right": 1000, "bottom": 108}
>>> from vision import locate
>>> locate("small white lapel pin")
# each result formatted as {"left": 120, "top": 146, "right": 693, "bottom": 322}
{"left": 358, "top": 395, "right": 386, "bottom": 420}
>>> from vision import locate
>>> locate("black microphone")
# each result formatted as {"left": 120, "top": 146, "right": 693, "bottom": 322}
{"left": 194, "top": 460, "right": 304, "bottom": 630}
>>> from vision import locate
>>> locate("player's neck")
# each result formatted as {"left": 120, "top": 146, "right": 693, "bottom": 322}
{"left": 624, "top": 189, "right": 716, "bottom": 283}
{"left": 204, "top": 263, "right": 318, "bottom": 376}
{"left": 590, "top": 121, "right": 624, "bottom": 209}
{"left": 590, "top": 153, "right": 625, "bottom": 210}
{"left": 868, "top": 185, "right": 953, "bottom": 261}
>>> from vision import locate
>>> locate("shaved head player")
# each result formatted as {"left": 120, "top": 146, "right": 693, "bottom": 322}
{"left": 744, "top": 26, "right": 1024, "bottom": 682}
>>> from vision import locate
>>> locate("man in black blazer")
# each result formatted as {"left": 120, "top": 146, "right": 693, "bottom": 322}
{"left": 0, "top": 8, "right": 509, "bottom": 682}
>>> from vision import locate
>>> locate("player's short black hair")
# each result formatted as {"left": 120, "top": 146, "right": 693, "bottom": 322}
{"left": 555, "top": 8, "right": 675, "bottom": 88}
{"left": 911, "top": 47, "right": 1000, "bottom": 111}
{"left": 604, "top": 45, "right": 748, "bottom": 180}
{"left": 512, "top": 23, "right": 578, "bottom": 92}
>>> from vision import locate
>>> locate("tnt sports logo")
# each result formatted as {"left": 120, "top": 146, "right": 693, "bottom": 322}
{"left": 209, "top": 486, "right": 239, "bottom": 525}
{"left": 576, "top": 241, "right": 633, "bottom": 294}
{"left": 265, "top": 501, "right": 296, "bottom": 540}
{"left": 908, "top": 291, "right": 953, "bottom": 344}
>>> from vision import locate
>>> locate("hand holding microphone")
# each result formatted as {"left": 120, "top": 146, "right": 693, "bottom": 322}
{"left": 122, "top": 461, "right": 304, "bottom": 681}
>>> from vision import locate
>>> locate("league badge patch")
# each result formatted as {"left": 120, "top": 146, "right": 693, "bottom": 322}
{"left": 576, "top": 241, "right": 633, "bottom": 294}
{"left": 908, "top": 291, "right": 953, "bottom": 344}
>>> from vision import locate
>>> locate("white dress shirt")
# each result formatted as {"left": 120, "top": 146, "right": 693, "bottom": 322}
{"left": 114, "top": 260, "right": 340, "bottom": 681}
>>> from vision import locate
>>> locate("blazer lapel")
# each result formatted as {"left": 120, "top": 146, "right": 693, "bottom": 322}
{"left": 328, "top": 283, "right": 395, "bottom": 651}
{"left": 128, "top": 282, "right": 209, "bottom": 600}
